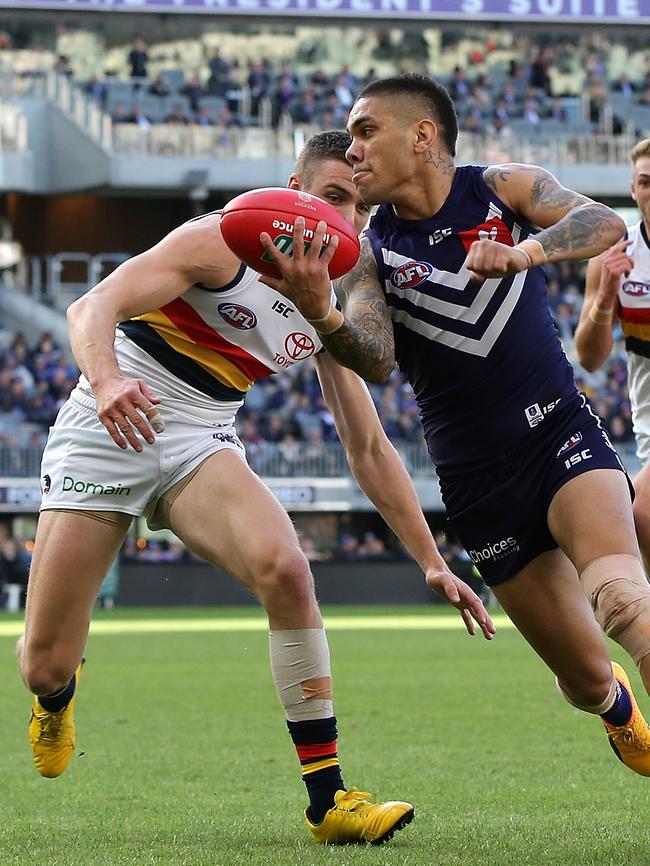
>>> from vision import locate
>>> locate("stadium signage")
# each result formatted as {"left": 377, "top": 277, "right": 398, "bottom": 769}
{"left": 9, "top": 0, "right": 649, "bottom": 21}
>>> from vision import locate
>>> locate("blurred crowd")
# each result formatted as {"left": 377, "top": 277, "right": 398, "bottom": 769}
{"left": 0, "top": 330, "right": 78, "bottom": 451}
{"left": 2, "top": 25, "right": 649, "bottom": 136}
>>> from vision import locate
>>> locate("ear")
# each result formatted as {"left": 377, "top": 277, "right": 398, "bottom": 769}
{"left": 413, "top": 119, "right": 439, "bottom": 155}
{"left": 631, "top": 179, "right": 637, "bottom": 202}
{"left": 287, "top": 174, "right": 301, "bottom": 191}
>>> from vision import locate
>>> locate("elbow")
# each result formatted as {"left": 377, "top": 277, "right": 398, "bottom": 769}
{"left": 366, "top": 359, "right": 395, "bottom": 385}
{"left": 66, "top": 294, "right": 87, "bottom": 326}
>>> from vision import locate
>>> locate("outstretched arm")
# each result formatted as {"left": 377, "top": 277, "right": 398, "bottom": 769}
{"left": 316, "top": 353, "right": 495, "bottom": 639}
{"left": 466, "top": 164, "right": 626, "bottom": 280}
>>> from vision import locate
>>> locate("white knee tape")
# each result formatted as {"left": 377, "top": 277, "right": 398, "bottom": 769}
{"left": 269, "top": 628, "right": 333, "bottom": 721}
{"left": 580, "top": 554, "right": 650, "bottom": 667}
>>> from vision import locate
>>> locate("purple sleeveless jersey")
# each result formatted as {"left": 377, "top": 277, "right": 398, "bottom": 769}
{"left": 365, "top": 164, "right": 579, "bottom": 471}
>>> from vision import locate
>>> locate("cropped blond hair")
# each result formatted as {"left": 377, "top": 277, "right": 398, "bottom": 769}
{"left": 631, "top": 138, "right": 650, "bottom": 164}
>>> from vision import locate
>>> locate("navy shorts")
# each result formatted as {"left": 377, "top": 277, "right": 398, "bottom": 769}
{"left": 438, "top": 396, "right": 632, "bottom": 587}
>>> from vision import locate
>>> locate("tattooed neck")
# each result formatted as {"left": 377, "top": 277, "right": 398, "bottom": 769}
{"left": 425, "top": 149, "right": 455, "bottom": 175}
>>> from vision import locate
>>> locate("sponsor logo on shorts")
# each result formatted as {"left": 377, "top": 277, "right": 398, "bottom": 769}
{"left": 556, "top": 432, "right": 583, "bottom": 457}
{"left": 525, "top": 397, "right": 561, "bottom": 428}
{"left": 563, "top": 448, "right": 592, "bottom": 470}
{"left": 469, "top": 536, "right": 519, "bottom": 564}
{"left": 41, "top": 474, "right": 51, "bottom": 494}
{"left": 390, "top": 261, "right": 433, "bottom": 289}
{"left": 622, "top": 280, "right": 650, "bottom": 297}
{"left": 62, "top": 475, "right": 132, "bottom": 497}
{"left": 218, "top": 303, "right": 257, "bottom": 330}
{"left": 212, "top": 432, "right": 237, "bottom": 444}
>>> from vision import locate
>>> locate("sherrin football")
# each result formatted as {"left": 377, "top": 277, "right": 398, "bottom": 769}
{"left": 220, "top": 187, "right": 361, "bottom": 280}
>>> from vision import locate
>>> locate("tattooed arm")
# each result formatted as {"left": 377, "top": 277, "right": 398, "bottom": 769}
{"left": 466, "top": 164, "right": 626, "bottom": 281}
{"left": 321, "top": 236, "right": 395, "bottom": 383}
{"left": 484, "top": 163, "right": 625, "bottom": 260}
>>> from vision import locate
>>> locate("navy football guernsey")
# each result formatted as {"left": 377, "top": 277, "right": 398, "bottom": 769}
{"left": 365, "top": 164, "right": 579, "bottom": 471}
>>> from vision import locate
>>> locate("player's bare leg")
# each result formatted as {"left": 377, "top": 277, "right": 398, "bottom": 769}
{"left": 167, "top": 449, "right": 413, "bottom": 844}
{"left": 632, "top": 461, "right": 650, "bottom": 573}
{"left": 18, "top": 510, "right": 131, "bottom": 777}
{"left": 492, "top": 546, "right": 650, "bottom": 774}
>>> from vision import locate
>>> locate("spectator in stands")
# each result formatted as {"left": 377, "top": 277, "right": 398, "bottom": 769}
{"left": 546, "top": 97, "right": 568, "bottom": 122}
{"left": 165, "top": 104, "right": 188, "bottom": 125}
{"left": 54, "top": 55, "right": 72, "bottom": 78}
{"left": 448, "top": 66, "right": 469, "bottom": 103}
{"left": 128, "top": 35, "right": 148, "bottom": 80}
{"left": 612, "top": 73, "right": 637, "bottom": 97}
{"left": 522, "top": 97, "right": 542, "bottom": 127}
{"left": 148, "top": 76, "right": 171, "bottom": 98}
{"left": 181, "top": 74, "right": 204, "bottom": 113}
{"left": 291, "top": 87, "right": 319, "bottom": 126}
{"left": 247, "top": 60, "right": 270, "bottom": 116}
{"left": 193, "top": 106, "right": 213, "bottom": 127}
{"left": 529, "top": 47, "right": 553, "bottom": 95}
{"left": 358, "top": 531, "right": 390, "bottom": 560}
{"left": 336, "top": 533, "right": 360, "bottom": 561}
{"left": 129, "top": 105, "right": 151, "bottom": 129}
{"left": 84, "top": 75, "right": 106, "bottom": 107}
{"left": 111, "top": 103, "right": 130, "bottom": 124}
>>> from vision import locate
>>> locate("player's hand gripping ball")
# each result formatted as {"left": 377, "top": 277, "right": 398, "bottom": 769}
{"left": 220, "top": 187, "right": 360, "bottom": 279}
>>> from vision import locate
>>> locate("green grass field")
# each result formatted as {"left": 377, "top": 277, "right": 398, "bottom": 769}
{"left": 1, "top": 605, "right": 649, "bottom": 866}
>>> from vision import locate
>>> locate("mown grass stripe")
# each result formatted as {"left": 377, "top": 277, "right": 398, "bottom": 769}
{"left": 0, "top": 614, "right": 513, "bottom": 637}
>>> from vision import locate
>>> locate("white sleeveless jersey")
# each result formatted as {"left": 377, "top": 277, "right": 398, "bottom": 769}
{"left": 118, "top": 262, "right": 332, "bottom": 403}
{"left": 617, "top": 220, "right": 650, "bottom": 460}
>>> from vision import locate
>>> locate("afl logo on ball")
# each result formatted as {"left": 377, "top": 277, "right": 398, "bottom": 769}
{"left": 218, "top": 303, "right": 258, "bottom": 330}
{"left": 390, "top": 261, "right": 433, "bottom": 289}
{"left": 285, "top": 332, "right": 316, "bottom": 361}
{"left": 41, "top": 474, "right": 51, "bottom": 494}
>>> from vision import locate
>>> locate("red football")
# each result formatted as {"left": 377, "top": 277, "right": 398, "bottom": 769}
{"left": 220, "top": 187, "right": 360, "bottom": 280}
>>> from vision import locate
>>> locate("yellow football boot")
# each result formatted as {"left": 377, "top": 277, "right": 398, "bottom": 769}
{"left": 603, "top": 662, "right": 650, "bottom": 776}
{"left": 29, "top": 661, "right": 83, "bottom": 779}
{"left": 305, "top": 787, "right": 414, "bottom": 845}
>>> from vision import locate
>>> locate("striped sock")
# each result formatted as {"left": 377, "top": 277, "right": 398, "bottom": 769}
{"left": 287, "top": 716, "right": 345, "bottom": 824}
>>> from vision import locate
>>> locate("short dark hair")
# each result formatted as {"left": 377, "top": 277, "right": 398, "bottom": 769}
{"left": 358, "top": 74, "right": 458, "bottom": 157}
{"left": 294, "top": 130, "right": 352, "bottom": 182}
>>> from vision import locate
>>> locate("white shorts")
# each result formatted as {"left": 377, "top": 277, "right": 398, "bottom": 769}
{"left": 628, "top": 352, "right": 650, "bottom": 464}
{"left": 40, "top": 384, "right": 246, "bottom": 525}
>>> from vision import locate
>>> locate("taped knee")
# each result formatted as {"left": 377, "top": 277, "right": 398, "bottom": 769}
{"left": 269, "top": 628, "right": 333, "bottom": 722}
{"left": 581, "top": 554, "right": 650, "bottom": 667}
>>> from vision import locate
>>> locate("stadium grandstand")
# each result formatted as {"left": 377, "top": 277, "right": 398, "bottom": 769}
{"left": 0, "top": 4, "right": 647, "bottom": 604}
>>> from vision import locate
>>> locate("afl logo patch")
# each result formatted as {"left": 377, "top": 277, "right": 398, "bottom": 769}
{"left": 41, "top": 474, "right": 51, "bottom": 494}
{"left": 391, "top": 261, "right": 433, "bottom": 289}
{"left": 218, "top": 303, "right": 257, "bottom": 330}
{"left": 622, "top": 280, "right": 650, "bottom": 297}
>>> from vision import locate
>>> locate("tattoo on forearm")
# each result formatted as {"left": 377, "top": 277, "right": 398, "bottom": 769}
{"left": 536, "top": 203, "right": 621, "bottom": 258}
{"left": 484, "top": 164, "right": 624, "bottom": 259}
{"left": 328, "top": 238, "right": 395, "bottom": 381}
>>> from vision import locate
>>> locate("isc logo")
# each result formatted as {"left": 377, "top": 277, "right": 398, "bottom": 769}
{"left": 218, "top": 303, "right": 257, "bottom": 330}
{"left": 391, "top": 261, "right": 433, "bottom": 289}
{"left": 564, "top": 448, "right": 592, "bottom": 470}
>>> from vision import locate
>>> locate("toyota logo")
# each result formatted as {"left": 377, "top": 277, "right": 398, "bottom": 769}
{"left": 285, "top": 332, "right": 315, "bottom": 360}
